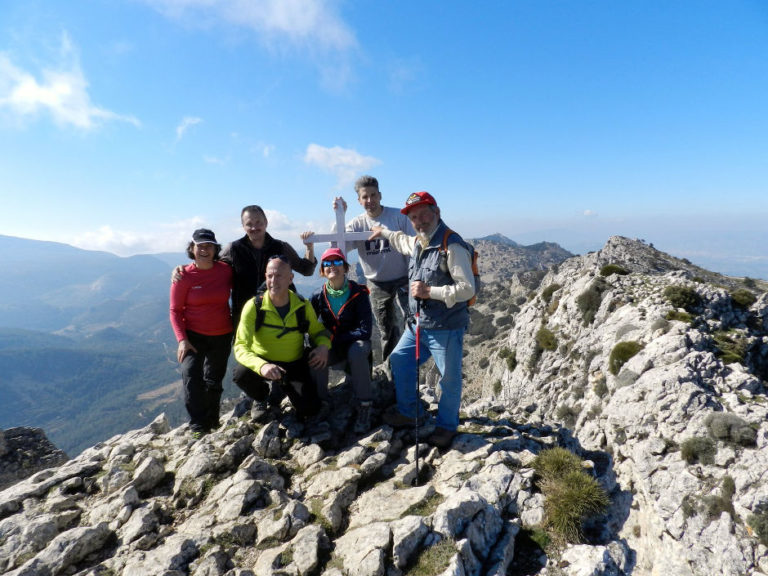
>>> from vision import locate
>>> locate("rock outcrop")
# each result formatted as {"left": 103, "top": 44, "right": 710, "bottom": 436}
{"left": 492, "top": 235, "right": 768, "bottom": 575}
{"left": 1, "top": 406, "right": 602, "bottom": 575}
{"left": 0, "top": 427, "right": 68, "bottom": 491}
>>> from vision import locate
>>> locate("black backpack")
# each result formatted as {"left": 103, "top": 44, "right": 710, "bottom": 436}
{"left": 253, "top": 292, "right": 310, "bottom": 337}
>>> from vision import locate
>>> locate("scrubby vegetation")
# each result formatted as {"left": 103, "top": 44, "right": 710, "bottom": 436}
{"left": 536, "top": 327, "right": 558, "bottom": 351}
{"left": 713, "top": 330, "right": 749, "bottom": 365}
{"left": 600, "top": 264, "right": 629, "bottom": 277}
{"left": 664, "top": 285, "right": 702, "bottom": 312}
{"left": 608, "top": 341, "right": 644, "bottom": 376}
{"left": 498, "top": 347, "right": 517, "bottom": 371}
{"left": 730, "top": 289, "right": 757, "bottom": 310}
{"left": 748, "top": 505, "right": 768, "bottom": 547}
{"left": 576, "top": 278, "right": 608, "bottom": 325}
{"left": 541, "top": 283, "right": 562, "bottom": 304}
{"left": 665, "top": 309, "right": 693, "bottom": 323}
{"left": 705, "top": 413, "right": 757, "bottom": 447}
{"left": 531, "top": 447, "right": 610, "bottom": 543}
{"left": 681, "top": 437, "right": 717, "bottom": 465}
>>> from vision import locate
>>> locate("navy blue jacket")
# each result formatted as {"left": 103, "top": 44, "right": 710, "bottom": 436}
{"left": 310, "top": 280, "right": 373, "bottom": 351}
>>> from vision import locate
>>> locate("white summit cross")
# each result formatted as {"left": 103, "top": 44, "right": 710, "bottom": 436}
{"left": 302, "top": 198, "right": 371, "bottom": 256}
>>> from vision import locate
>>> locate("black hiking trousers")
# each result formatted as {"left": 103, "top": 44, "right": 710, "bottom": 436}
{"left": 180, "top": 330, "right": 232, "bottom": 431}
{"left": 232, "top": 349, "right": 321, "bottom": 420}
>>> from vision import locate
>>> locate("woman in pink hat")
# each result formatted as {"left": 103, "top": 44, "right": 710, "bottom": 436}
{"left": 310, "top": 247, "right": 374, "bottom": 434}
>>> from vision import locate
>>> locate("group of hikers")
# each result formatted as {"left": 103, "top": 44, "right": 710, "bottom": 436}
{"left": 168, "top": 175, "right": 477, "bottom": 449}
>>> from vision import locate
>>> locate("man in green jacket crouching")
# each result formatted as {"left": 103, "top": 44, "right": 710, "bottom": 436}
{"left": 233, "top": 255, "right": 330, "bottom": 422}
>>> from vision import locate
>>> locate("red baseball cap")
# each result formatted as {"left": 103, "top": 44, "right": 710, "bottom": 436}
{"left": 321, "top": 247, "right": 347, "bottom": 263}
{"left": 401, "top": 191, "right": 437, "bottom": 215}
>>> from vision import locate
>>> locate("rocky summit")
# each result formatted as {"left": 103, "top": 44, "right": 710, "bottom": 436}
{"left": 1, "top": 235, "right": 767, "bottom": 576}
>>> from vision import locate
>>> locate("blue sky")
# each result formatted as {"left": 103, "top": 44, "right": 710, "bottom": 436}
{"left": 1, "top": 1, "right": 767, "bottom": 277}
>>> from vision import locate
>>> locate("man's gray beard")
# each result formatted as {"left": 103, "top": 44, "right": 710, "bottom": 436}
{"left": 417, "top": 232, "right": 430, "bottom": 249}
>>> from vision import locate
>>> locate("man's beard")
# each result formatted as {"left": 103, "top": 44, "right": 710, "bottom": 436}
{"left": 416, "top": 220, "right": 438, "bottom": 248}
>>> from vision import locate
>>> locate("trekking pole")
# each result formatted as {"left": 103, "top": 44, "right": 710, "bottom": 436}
{"left": 414, "top": 298, "right": 421, "bottom": 486}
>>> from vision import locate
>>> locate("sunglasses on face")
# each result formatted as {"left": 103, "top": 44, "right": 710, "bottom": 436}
{"left": 322, "top": 259, "right": 345, "bottom": 268}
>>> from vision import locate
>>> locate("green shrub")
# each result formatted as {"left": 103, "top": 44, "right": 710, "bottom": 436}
{"left": 539, "top": 470, "right": 610, "bottom": 543}
{"left": 664, "top": 285, "right": 702, "bottom": 312}
{"left": 748, "top": 506, "right": 768, "bottom": 546}
{"left": 705, "top": 413, "right": 757, "bottom": 446}
{"left": 494, "top": 315, "right": 512, "bottom": 327}
{"left": 498, "top": 347, "right": 517, "bottom": 371}
{"left": 608, "top": 341, "right": 644, "bottom": 376}
{"left": 541, "top": 283, "right": 562, "bottom": 304}
{"left": 478, "top": 357, "right": 490, "bottom": 369}
{"left": 680, "top": 437, "right": 716, "bottom": 465}
{"left": 600, "top": 264, "right": 629, "bottom": 277}
{"left": 743, "top": 277, "right": 757, "bottom": 289}
{"left": 665, "top": 310, "right": 693, "bottom": 323}
{"left": 713, "top": 331, "right": 749, "bottom": 365}
{"left": 730, "top": 289, "right": 757, "bottom": 310}
{"left": 493, "top": 379, "right": 502, "bottom": 395}
{"left": 576, "top": 279, "right": 607, "bottom": 325}
{"left": 536, "top": 326, "right": 558, "bottom": 351}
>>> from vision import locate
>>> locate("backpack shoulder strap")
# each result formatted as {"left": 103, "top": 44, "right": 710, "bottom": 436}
{"left": 253, "top": 293, "right": 266, "bottom": 331}
{"left": 294, "top": 293, "right": 310, "bottom": 334}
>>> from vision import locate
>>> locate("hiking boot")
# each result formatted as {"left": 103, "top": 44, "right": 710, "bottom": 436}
{"left": 427, "top": 427, "right": 456, "bottom": 449}
{"left": 383, "top": 406, "right": 417, "bottom": 429}
{"left": 314, "top": 400, "right": 331, "bottom": 422}
{"left": 372, "top": 363, "right": 392, "bottom": 383}
{"left": 251, "top": 400, "right": 272, "bottom": 423}
{"left": 233, "top": 394, "right": 253, "bottom": 418}
{"left": 353, "top": 401, "right": 373, "bottom": 434}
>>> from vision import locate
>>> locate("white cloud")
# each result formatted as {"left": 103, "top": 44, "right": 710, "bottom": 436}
{"left": 72, "top": 219, "right": 205, "bottom": 256}
{"left": 203, "top": 154, "right": 227, "bottom": 165}
{"left": 303, "top": 143, "right": 381, "bottom": 188}
{"left": 176, "top": 116, "right": 202, "bottom": 141}
{"left": 583, "top": 209, "right": 598, "bottom": 217}
{"left": 69, "top": 214, "right": 324, "bottom": 257}
{"left": 0, "top": 32, "right": 140, "bottom": 130}
{"left": 143, "top": 0, "right": 356, "bottom": 51}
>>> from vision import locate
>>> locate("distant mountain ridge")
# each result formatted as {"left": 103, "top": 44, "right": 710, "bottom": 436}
{"left": 469, "top": 233, "right": 574, "bottom": 283}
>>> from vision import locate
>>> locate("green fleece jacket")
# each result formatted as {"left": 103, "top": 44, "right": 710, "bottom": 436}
{"left": 234, "top": 290, "right": 331, "bottom": 375}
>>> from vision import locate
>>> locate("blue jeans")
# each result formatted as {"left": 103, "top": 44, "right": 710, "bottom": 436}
{"left": 389, "top": 324, "right": 465, "bottom": 431}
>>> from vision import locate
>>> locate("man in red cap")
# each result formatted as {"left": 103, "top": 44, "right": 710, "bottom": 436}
{"left": 369, "top": 192, "right": 476, "bottom": 448}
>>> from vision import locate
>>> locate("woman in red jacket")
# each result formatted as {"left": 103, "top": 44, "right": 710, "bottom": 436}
{"left": 310, "top": 247, "right": 374, "bottom": 434}
{"left": 170, "top": 229, "right": 233, "bottom": 438}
